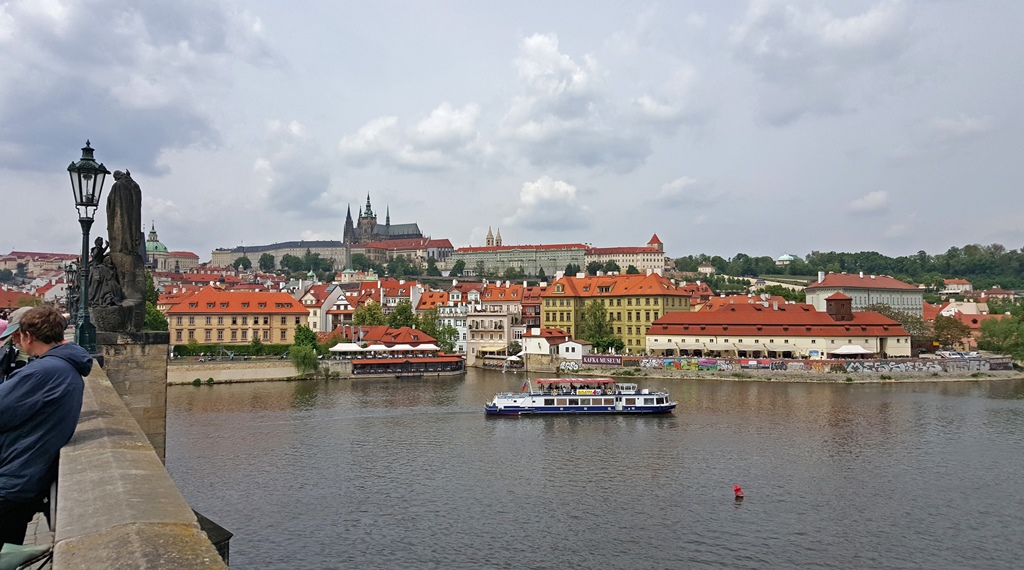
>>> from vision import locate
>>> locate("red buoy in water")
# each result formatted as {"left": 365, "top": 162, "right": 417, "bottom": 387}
{"left": 734, "top": 485, "right": 744, "bottom": 500}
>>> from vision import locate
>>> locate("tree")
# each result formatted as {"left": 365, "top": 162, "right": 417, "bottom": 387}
{"left": 418, "top": 308, "right": 440, "bottom": 337}
{"left": 352, "top": 301, "right": 386, "bottom": 326}
{"left": 503, "top": 266, "right": 526, "bottom": 280}
{"left": 280, "top": 254, "right": 303, "bottom": 273}
{"left": 434, "top": 324, "right": 459, "bottom": 353}
{"left": 233, "top": 256, "right": 252, "bottom": 270}
{"left": 507, "top": 340, "right": 522, "bottom": 356}
{"left": 577, "top": 300, "right": 614, "bottom": 342}
{"left": 144, "top": 303, "right": 169, "bottom": 331}
{"left": 586, "top": 261, "right": 603, "bottom": 276}
{"left": 451, "top": 260, "right": 466, "bottom": 277}
{"left": 0, "top": 269, "right": 14, "bottom": 282}
{"left": 289, "top": 345, "right": 320, "bottom": 376}
{"left": 474, "top": 260, "right": 486, "bottom": 277}
{"left": 249, "top": 336, "right": 265, "bottom": 356}
{"left": 387, "top": 299, "right": 417, "bottom": 328}
{"left": 603, "top": 260, "right": 620, "bottom": 273}
{"left": 933, "top": 315, "right": 971, "bottom": 349}
{"left": 863, "top": 304, "right": 931, "bottom": 345}
{"left": 625, "top": 265, "right": 640, "bottom": 274}
{"left": 258, "top": 253, "right": 276, "bottom": 272}
{"left": 537, "top": 267, "right": 547, "bottom": 281}
{"left": 754, "top": 284, "right": 806, "bottom": 303}
{"left": 565, "top": 263, "right": 581, "bottom": 276}
{"left": 592, "top": 337, "right": 625, "bottom": 354}
{"left": 351, "top": 253, "right": 373, "bottom": 272}
{"left": 143, "top": 271, "right": 167, "bottom": 331}
{"left": 293, "top": 324, "right": 318, "bottom": 348}
{"left": 426, "top": 257, "right": 442, "bottom": 277}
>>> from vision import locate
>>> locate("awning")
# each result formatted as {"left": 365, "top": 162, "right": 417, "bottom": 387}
{"left": 391, "top": 343, "right": 416, "bottom": 351}
{"left": 478, "top": 346, "right": 506, "bottom": 353}
{"left": 364, "top": 343, "right": 390, "bottom": 351}
{"left": 762, "top": 344, "right": 793, "bottom": 352}
{"left": 328, "top": 342, "right": 364, "bottom": 353}
{"left": 733, "top": 343, "right": 764, "bottom": 351}
{"left": 415, "top": 343, "right": 439, "bottom": 351}
{"left": 829, "top": 344, "right": 874, "bottom": 355}
{"left": 673, "top": 343, "right": 706, "bottom": 350}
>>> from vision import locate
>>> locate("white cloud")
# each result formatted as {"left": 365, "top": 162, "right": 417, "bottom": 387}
{"left": 256, "top": 120, "right": 336, "bottom": 218}
{"left": 504, "top": 176, "right": 591, "bottom": 231}
{"left": 339, "top": 102, "right": 482, "bottom": 171}
{"left": 500, "top": 33, "right": 651, "bottom": 171}
{"left": 848, "top": 190, "right": 889, "bottom": 213}
{"left": 930, "top": 115, "right": 992, "bottom": 140}
{"left": 730, "top": 0, "right": 910, "bottom": 125}
{"left": 883, "top": 223, "right": 908, "bottom": 238}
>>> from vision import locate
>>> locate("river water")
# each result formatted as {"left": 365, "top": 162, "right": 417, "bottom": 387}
{"left": 166, "top": 370, "right": 1024, "bottom": 569}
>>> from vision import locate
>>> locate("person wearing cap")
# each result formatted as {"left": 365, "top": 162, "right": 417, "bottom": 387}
{"left": 0, "top": 307, "right": 32, "bottom": 384}
{"left": 0, "top": 305, "right": 90, "bottom": 546}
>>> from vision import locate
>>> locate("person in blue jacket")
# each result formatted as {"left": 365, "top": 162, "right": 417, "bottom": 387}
{"left": 0, "top": 305, "right": 90, "bottom": 546}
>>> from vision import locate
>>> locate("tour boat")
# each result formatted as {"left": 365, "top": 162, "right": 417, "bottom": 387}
{"left": 484, "top": 377, "right": 676, "bottom": 416}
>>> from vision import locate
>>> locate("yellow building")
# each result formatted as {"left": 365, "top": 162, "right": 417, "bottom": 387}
{"left": 540, "top": 273, "right": 691, "bottom": 353}
{"left": 165, "top": 286, "right": 308, "bottom": 345}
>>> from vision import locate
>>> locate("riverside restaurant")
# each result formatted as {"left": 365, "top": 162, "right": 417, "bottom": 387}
{"left": 329, "top": 342, "right": 465, "bottom": 377}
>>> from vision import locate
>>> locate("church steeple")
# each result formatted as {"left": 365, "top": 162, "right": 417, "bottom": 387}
{"left": 362, "top": 193, "right": 374, "bottom": 218}
{"left": 386, "top": 205, "right": 390, "bottom": 226}
{"left": 486, "top": 227, "right": 494, "bottom": 247}
{"left": 344, "top": 205, "right": 355, "bottom": 244}
{"left": 495, "top": 228, "right": 502, "bottom": 247}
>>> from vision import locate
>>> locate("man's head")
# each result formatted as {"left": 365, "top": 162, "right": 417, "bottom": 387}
{"left": 16, "top": 305, "right": 67, "bottom": 354}
{"left": 0, "top": 306, "right": 32, "bottom": 345}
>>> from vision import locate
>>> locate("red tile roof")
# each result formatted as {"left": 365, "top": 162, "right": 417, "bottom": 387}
{"left": 648, "top": 234, "right": 662, "bottom": 245}
{"left": 542, "top": 273, "right": 691, "bottom": 299}
{"left": 652, "top": 303, "right": 908, "bottom": 337}
{"left": 329, "top": 324, "right": 437, "bottom": 345}
{"left": 806, "top": 273, "right": 918, "bottom": 291}
{"left": 587, "top": 246, "right": 662, "bottom": 255}
{"left": 416, "top": 291, "right": 450, "bottom": 311}
{"left": 166, "top": 287, "right": 307, "bottom": 315}
{"left": 524, "top": 327, "right": 569, "bottom": 338}
{"left": 456, "top": 243, "right": 588, "bottom": 253}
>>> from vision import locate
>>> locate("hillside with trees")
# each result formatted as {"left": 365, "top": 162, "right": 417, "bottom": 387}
{"left": 674, "top": 244, "right": 1024, "bottom": 291}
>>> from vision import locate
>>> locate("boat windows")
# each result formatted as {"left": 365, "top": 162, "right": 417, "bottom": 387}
{"left": 625, "top": 398, "right": 636, "bottom": 406}
{"left": 568, "top": 399, "right": 579, "bottom": 406}
{"left": 603, "top": 398, "right": 614, "bottom": 405}
{"left": 644, "top": 398, "right": 655, "bottom": 405}
{"left": 544, "top": 399, "right": 555, "bottom": 406}
{"left": 556, "top": 399, "right": 568, "bottom": 406}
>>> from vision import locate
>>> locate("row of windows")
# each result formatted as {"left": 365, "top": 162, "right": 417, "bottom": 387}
{"left": 543, "top": 311, "right": 660, "bottom": 323}
{"left": 174, "top": 329, "right": 284, "bottom": 342}
{"left": 543, "top": 297, "right": 668, "bottom": 307}
{"left": 175, "top": 315, "right": 301, "bottom": 326}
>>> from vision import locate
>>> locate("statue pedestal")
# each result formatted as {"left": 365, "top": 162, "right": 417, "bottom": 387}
{"left": 96, "top": 331, "right": 170, "bottom": 462}
{"left": 91, "top": 300, "right": 145, "bottom": 333}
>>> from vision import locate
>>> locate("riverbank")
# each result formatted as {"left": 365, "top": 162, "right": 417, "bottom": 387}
{"left": 168, "top": 359, "right": 1024, "bottom": 385}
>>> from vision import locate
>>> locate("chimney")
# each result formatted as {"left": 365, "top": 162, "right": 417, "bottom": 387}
{"left": 859, "top": 271, "right": 864, "bottom": 278}
{"left": 576, "top": 272, "right": 585, "bottom": 279}
{"left": 773, "top": 300, "right": 778, "bottom": 310}
{"left": 818, "top": 271, "right": 825, "bottom": 284}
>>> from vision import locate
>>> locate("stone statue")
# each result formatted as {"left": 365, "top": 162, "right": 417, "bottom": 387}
{"left": 90, "top": 170, "right": 145, "bottom": 332}
{"left": 88, "top": 238, "right": 122, "bottom": 307}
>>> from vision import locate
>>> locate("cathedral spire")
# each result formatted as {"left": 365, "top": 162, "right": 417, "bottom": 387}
{"left": 386, "top": 205, "right": 390, "bottom": 226}
{"left": 363, "top": 193, "right": 374, "bottom": 217}
{"left": 486, "top": 226, "right": 494, "bottom": 247}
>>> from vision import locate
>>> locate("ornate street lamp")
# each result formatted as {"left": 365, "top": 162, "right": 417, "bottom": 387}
{"left": 67, "top": 140, "right": 110, "bottom": 353}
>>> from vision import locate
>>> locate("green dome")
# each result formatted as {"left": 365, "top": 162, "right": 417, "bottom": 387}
{"left": 146, "top": 223, "right": 168, "bottom": 253}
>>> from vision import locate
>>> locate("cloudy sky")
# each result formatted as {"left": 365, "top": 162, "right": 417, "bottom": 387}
{"left": 2, "top": 0, "right": 1021, "bottom": 262}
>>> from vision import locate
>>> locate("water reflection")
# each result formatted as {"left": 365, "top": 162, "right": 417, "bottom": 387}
{"left": 167, "top": 371, "right": 1024, "bottom": 570}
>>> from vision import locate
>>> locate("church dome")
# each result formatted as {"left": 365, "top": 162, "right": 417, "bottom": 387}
{"left": 146, "top": 223, "right": 168, "bottom": 253}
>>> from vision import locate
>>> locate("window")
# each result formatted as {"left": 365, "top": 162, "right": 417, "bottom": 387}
{"left": 188, "top": 330, "right": 194, "bottom": 339}
{"left": 175, "top": 330, "right": 182, "bottom": 342}
{"left": 204, "top": 330, "right": 212, "bottom": 340}
{"left": 188, "top": 317, "right": 195, "bottom": 325}
{"left": 175, "top": 316, "right": 182, "bottom": 325}
{"left": 263, "top": 316, "right": 269, "bottom": 325}
{"left": 281, "top": 316, "right": 287, "bottom": 325}
{"left": 232, "top": 316, "right": 237, "bottom": 325}
{"left": 280, "top": 330, "right": 287, "bottom": 341}
{"left": 263, "top": 330, "right": 269, "bottom": 340}
{"left": 217, "top": 317, "right": 224, "bottom": 325}
{"left": 241, "top": 330, "right": 247, "bottom": 340}
{"left": 296, "top": 316, "right": 301, "bottom": 325}
{"left": 217, "top": 330, "right": 224, "bottom": 341}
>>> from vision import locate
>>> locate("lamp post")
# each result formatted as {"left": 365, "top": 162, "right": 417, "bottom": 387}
{"left": 67, "top": 140, "right": 110, "bottom": 353}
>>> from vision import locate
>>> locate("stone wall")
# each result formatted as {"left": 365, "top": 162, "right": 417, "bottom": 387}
{"left": 55, "top": 364, "right": 226, "bottom": 569}
{"left": 168, "top": 360, "right": 302, "bottom": 384}
{"left": 97, "top": 331, "right": 169, "bottom": 462}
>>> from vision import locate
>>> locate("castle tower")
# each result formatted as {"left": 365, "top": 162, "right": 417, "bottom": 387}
{"left": 343, "top": 205, "right": 356, "bottom": 244}
{"left": 358, "top": 194, "right": 377, "bottom": 243}
{"left": 495, "top": 228, "right": 502, "bottom": 247}
{"left": 486, "top": 227, "right": 494, "bottom": 247}
{"left": 386, "top": 205, "right": 391, "bottom": 227}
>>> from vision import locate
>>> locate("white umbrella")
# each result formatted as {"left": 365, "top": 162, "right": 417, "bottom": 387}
{"left": 415, "top": 343, "right": 440, "bottom": 351}
{"left": 364, "top": 343, "right": 389, "bottom": 352}
{"left": 328, "top": 342, "right": 364, "bottom": 353}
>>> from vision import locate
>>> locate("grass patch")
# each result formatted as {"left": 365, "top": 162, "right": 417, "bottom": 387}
{"left": 731, "top": 372, "right": 752, "bottom": 379}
